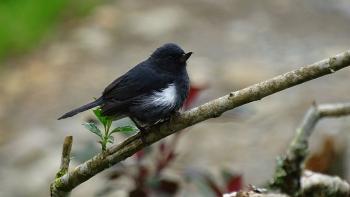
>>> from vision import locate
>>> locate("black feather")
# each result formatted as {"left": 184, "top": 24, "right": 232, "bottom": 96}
{"left": 58, "top": 97, "right": 103, "bottom": 120}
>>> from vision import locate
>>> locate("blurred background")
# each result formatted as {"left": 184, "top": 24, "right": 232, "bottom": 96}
{"left": 1, "top": 0, "right": 350, "bottom": 196}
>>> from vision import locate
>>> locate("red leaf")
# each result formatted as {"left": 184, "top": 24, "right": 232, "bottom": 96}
{"left": 136, "top": 165, "right": 149, "bottom": 186}
{"left": 159, "top": 142, "right": 166, "bottom": 154}
{"left": 305, "top": 136, "right": 337, "bottom": 173}
{"left": 166, "top": 152, "right": 176, "bottom": 162}
{"left": 226, "top": 175, "right": 243, "bottom": 192}
{"left": 183, "top": 84, "right": 207, "bottom": 110}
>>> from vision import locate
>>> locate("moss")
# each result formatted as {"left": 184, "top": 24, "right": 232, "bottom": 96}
{"left": 270, "top": 154, "right": 304, "bottom": 196}
{"left": 55, "top": 168, "right": 67, "bottom": 179}
{"left": 51, "top": 177, "right": 71, "bottom": 196}
{"left": 54, "top": 177, "right": 64, "bottom": 188}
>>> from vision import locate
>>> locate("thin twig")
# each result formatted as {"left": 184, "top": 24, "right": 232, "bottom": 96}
{"left": 59, "top": 136, "right": 73, "bottom": 176}
{"left": 271, "top": 102, "right": 350, "bottom": 195}
{"left": 51, "top": 136, "right": 73, "bottom": 197}
{"left": 51, "top": 50, "right": 350, "bottom": 194}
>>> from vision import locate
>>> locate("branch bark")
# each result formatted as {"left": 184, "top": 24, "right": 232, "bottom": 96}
{"left": 51, "top": 50, "right": 350, "bottom": 194}
{"left": 270, "top": 102, "right": 350, "bottom": 195}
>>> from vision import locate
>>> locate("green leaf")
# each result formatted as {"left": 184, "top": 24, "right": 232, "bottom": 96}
{"left": 92, "top": 108, "right": 108, "bottom": 126}
{"left": 93, "top": 108, "right": 112, "bottom": 128}
{"left": 83, "top": 122, "right": 102, "bottom": 138}
{"left": 110, "top": 125, "right": 138, "bottom": 134}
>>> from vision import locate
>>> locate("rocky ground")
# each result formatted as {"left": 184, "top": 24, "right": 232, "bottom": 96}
{"left": 1, "top": 0, "right": 350, "bottom": 196}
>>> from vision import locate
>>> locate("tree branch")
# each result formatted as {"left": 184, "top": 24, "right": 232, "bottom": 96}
{"left": 301, "top": 170, "right": 350, "bottom": 196}
{"left": 270, "top": 102, "right": 350, "bottom": 195}
{"left": 51, "top": 50, "right": 350, "bottom": 194}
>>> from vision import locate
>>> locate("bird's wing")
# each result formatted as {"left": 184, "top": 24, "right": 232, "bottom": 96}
{"left": 102, "top": 62, "right": 172, "bottom": 101}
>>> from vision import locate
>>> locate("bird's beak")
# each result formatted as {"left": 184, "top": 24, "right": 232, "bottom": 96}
{"left": 180, "top": 52, "right": 193, "bottom": 63}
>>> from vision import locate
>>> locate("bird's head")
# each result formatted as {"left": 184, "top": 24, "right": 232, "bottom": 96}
{"left": 150, "top": 43, "right": 192, "bottom": 71}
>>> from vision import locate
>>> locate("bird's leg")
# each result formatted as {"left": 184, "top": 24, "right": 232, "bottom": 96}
{"left": 172, "top": 111, "right": 181, "bottom": 119}
{"left": 130, "top": 111, "right": 181, "bottom": 142}
{"left": 130, "top": 117, "right": 149, "bottom": 142}
{"left": 145, "top": 112, "right": 180, "bottom": 134}
{"left": 151, "top": 111, "right": 181, "bottom": 126}
{"left": 165, "top": 111, "right": 181, "bottom": 122}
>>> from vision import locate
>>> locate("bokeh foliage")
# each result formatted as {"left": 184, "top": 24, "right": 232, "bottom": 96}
{"left": 0, "top": 0, "right": 99, "bottom": 61}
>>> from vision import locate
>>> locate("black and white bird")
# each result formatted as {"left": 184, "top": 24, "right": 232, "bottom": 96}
{"left": 58, "top": 43, "right": 192, "bottom": 127}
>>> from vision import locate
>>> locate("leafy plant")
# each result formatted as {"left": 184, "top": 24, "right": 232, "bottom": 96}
{"left": 83, "top": 108, "right": 138, "bottom": 151}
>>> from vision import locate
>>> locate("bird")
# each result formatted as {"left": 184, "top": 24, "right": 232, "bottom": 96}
{"left": 58, "top": 43, "right": 192, "bottom": 128}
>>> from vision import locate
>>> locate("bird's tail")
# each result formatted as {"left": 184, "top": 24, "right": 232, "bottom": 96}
{"left": 58, "top": 97, "right": 103, "bottom": 120}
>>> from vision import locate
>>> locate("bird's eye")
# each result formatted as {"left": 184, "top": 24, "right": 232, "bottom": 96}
{"left": 170, "top": 54, "right": 180, "bottom": 59}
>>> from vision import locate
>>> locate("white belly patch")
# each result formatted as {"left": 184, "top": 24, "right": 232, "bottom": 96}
{"left": 146, "top": 83, "right": 177, "bottom": 108}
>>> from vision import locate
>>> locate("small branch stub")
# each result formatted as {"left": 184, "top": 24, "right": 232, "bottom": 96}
{"left": 51, "top": 136, "right": 73, "bottom": 197}
{"left": 59, "top": 136, "right": 73, "bottom": 177}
